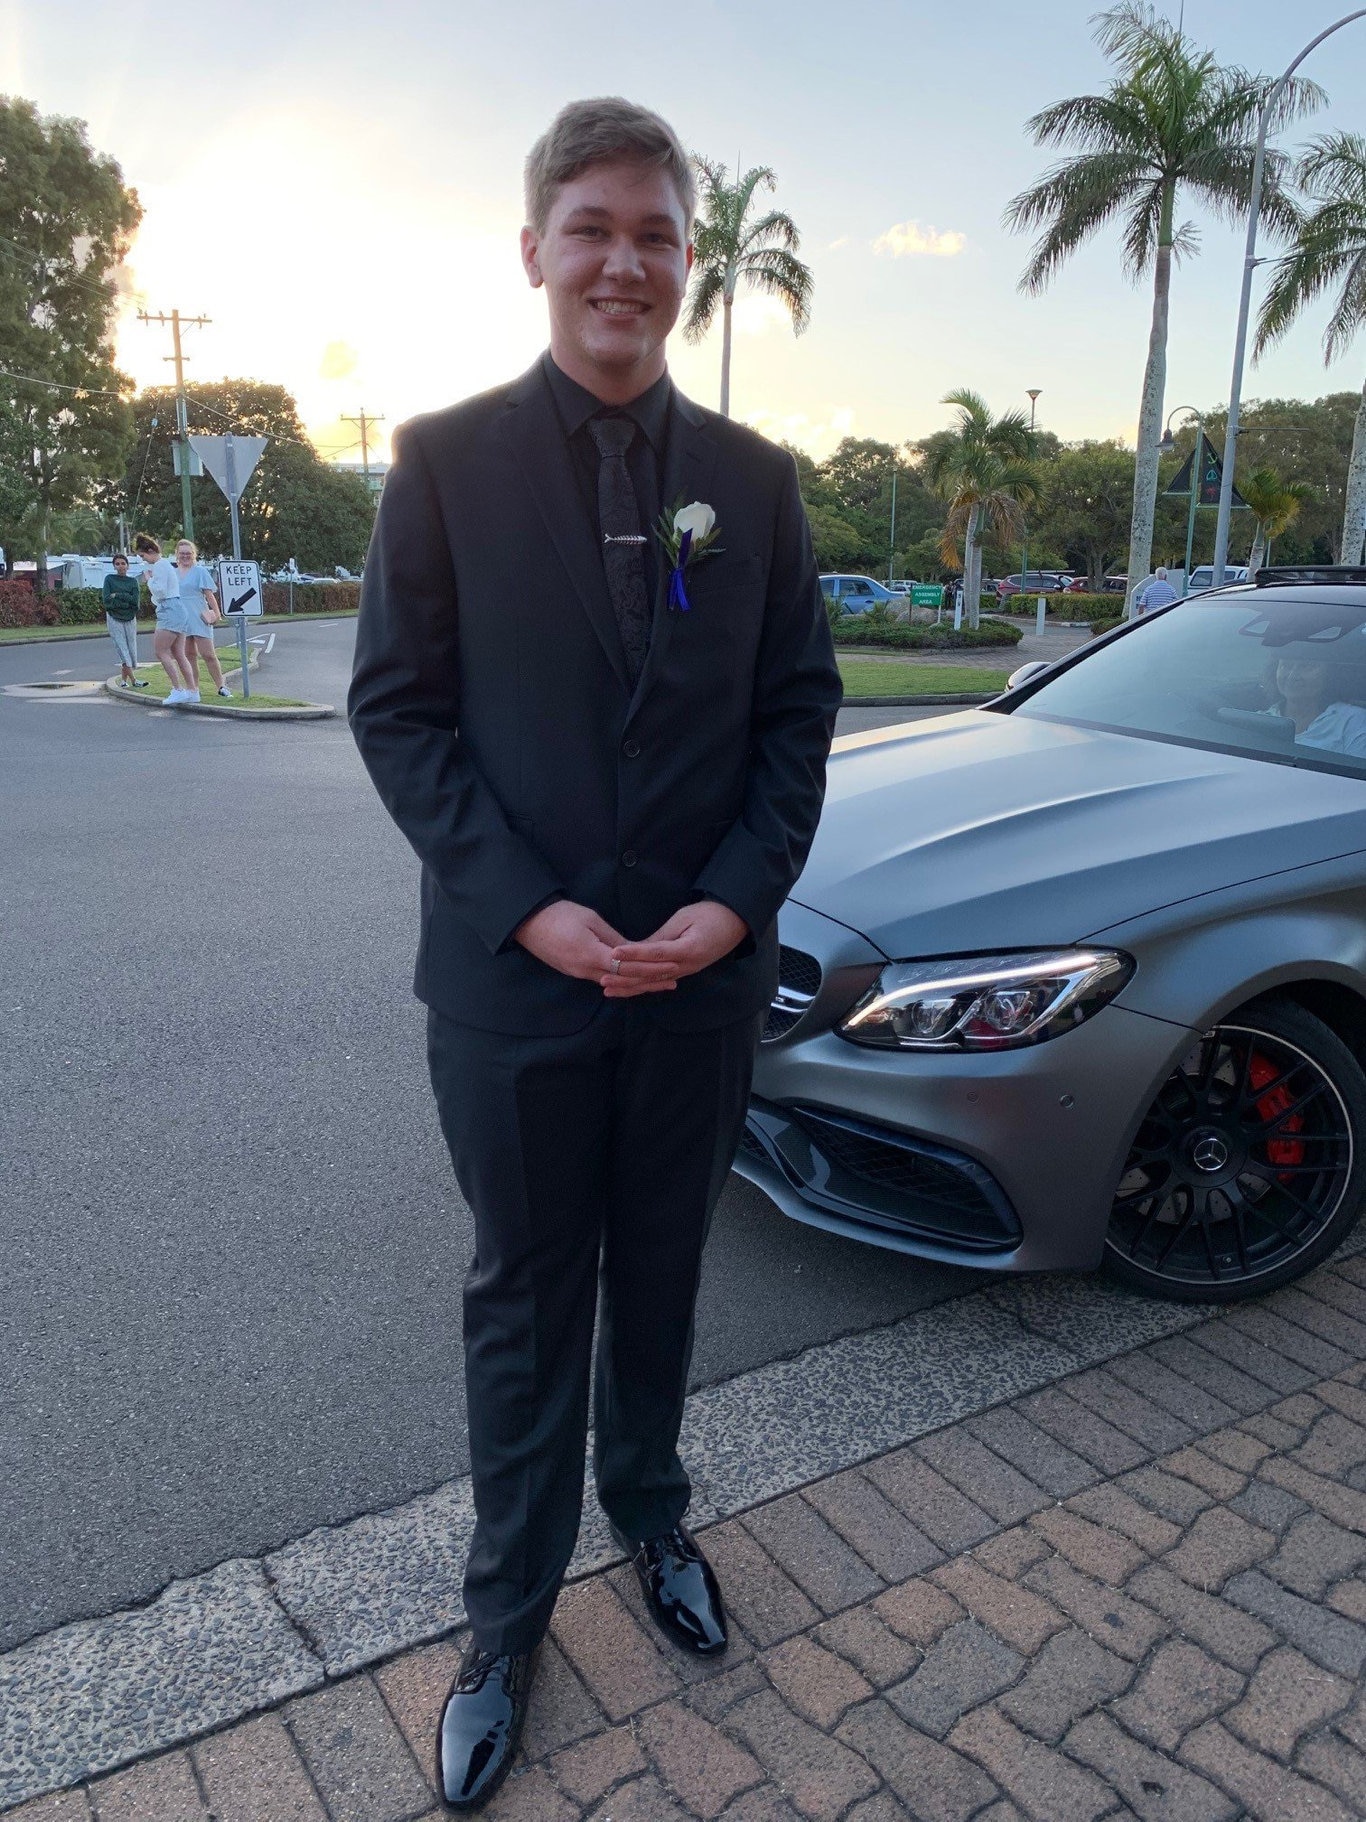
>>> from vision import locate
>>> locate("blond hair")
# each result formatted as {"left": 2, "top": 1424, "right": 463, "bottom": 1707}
{"left": 524, "top": 98, "right": 695, "bottom": 233}
{"left": 175, "top": 538, "right": 198, "bottom": 559}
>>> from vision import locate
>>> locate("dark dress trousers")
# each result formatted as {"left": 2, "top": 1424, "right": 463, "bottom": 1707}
{"left": 349, "top": 355, "right": 841, "bottom": 1654}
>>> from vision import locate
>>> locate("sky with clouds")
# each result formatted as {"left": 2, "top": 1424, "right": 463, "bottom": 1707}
{"left": 4, "top": 0, "right": 1366, "bottom": 464}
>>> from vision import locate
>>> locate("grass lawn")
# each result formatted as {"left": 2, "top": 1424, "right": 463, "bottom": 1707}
{"left": 117, "top": 662, "right": 309, "bottom": 711}
{"left": 837, "top": 659, "right": 1011, "bottom": 697}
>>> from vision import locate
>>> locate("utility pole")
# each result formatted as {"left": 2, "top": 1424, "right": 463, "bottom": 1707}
{"left": 138, "top": 308, "right": 211, "bottom": 539}
{"left": 341, "top": 406, "right": 385, "bottom": 492}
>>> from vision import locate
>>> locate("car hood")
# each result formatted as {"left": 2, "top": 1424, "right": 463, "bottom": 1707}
{"left": 791, "top": 709, "right": 1366, "bottom": 958}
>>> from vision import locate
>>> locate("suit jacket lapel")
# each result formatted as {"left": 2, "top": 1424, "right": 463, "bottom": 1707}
{"left": 626, "top": 386, "right": 718, "bottom": 723}
{"left": 496, "top": 363, "right": 632, "bottom": 696}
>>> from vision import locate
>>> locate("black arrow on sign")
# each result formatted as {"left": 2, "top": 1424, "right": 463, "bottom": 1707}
{"left": 228, "top": 587, "right": 257, "bottom": 613}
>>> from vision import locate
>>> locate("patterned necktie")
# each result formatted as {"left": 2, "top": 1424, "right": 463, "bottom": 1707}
{"left": 587, "top": 414, "right": 652, "bottom": 688}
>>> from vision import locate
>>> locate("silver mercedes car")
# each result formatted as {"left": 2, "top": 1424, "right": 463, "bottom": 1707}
{"left": 738, "top": 570, "right": 1366, "bottom": 1302}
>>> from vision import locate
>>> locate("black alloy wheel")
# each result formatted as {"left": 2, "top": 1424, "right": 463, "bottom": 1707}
{"left": 1104, "top": 998, "right": 1365, "bottom": 1303}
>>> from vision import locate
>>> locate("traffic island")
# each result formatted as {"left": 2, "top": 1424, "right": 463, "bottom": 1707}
{"left": 103, "top": 652, "right": 335, "bottom": 721}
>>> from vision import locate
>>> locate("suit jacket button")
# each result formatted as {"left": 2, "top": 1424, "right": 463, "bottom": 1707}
{"left": 621, "top": 849, "right": 638, "bottom": 868}
{"left": 622, "top": 738, "right": 641, "bottom": 758}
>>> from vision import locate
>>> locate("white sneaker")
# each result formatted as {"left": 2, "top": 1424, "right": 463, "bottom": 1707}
{"left": 186, "top": 690, "right": 202, "bottom": 703}
{"left": 164, "top": 689, "right": 186, "bottom": 705}
{"left": 217, "top": 686, "right": 232, "bottom": 699}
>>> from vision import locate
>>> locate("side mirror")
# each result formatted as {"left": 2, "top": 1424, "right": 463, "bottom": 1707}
{"left": 1006, "top": 660, "right": 1051, "bottom": 691}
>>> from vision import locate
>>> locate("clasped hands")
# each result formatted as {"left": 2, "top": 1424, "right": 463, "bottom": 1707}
{"left": 514, "top": 898, "right": 748, "bottom": 998}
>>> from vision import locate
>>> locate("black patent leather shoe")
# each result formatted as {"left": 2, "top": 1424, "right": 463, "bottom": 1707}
{"left": 614, "top": 1522, "right": 728, "bottom": 1656}
{"left": 436, "top": 1644, "right": 535, "bottom": 1812}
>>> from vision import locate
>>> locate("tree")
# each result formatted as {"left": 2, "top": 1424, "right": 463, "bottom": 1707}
{"left": 925, "top": 389, "right": 1039, "bottom": 628}
{"left": 1035, "top": 441, "right": 1136, "bottom": 587}
{"left": 1005, "top": 3, "right": 1318, "bottom": 611}
{"left": 1239, "top": 464, "right": 1312, "bottom": 570}
{"left": 0, "top": 98, "right": 141, "bottom": 584}
{"left": 682, "top": 161, "right": 812, "bottom": 418}
{"left": 122, "top": 380, "right": 375, "bottom": 571}
{"left": 1255, "top": 133, "right": 1366, "bottom": 564}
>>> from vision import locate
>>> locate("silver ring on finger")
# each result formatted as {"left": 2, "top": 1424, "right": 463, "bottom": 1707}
{"left": 611, "top": 956, "right": 621, "bottom": 975}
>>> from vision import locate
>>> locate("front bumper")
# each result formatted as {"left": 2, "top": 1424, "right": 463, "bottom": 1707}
{"left": 740, "top": 905, "right": 1195, "bottom": 1272}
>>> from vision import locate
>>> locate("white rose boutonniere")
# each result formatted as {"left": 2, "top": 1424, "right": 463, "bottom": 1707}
{"left": 655, "top": 499, "right": 722, "bottom": 610}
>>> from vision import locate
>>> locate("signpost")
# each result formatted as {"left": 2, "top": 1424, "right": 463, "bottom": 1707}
{"left": 1163, "top": 433, "right": 1247, "bottom": 596}
{"left": 190, "top": 433, "right": 268, "bottom": 699}
{"left": 909, "top": 583, "right": 944, "bottom": 611}
{"left": 217, "top": 559, "right": 263, "bottom": 698}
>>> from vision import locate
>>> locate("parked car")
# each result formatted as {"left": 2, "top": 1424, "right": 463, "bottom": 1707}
{"left": 1187, "top": 565, "right": 1250, "bottom": 594}
{"left": 1103, "top": 575, "right": 1129, "bottom": 594}
{"left": 819, "top": 575, "right": 904, "bottom": 615}
{"left": 997, "top": 571, "right": 1066, "bottom": 598}
{"left": 738, "top": 569, "right": 1366, "bottom": 1302}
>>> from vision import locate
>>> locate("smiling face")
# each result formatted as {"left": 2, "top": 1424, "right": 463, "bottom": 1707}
{"left": 175, "top": 541, "right": 195, "bottom": 567}
{"left": 521, "top": 159, "right": 692, "bottom": 403}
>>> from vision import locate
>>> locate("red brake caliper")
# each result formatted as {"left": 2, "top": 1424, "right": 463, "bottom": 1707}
{"left": 1248, "top": 1052, "right": 1305, "bottom": 1170}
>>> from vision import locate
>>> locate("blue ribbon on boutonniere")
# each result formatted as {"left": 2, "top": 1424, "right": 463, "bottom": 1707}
{"left": 668, "top": 529, "right": 694, "bottom": 611}
{"left": 656, "top": 501, "right": 721, "bottom": 612}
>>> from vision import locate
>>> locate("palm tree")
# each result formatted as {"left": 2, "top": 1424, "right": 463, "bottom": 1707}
{"left": 1255, "top": 133, "right": 1366, "bottom": 563}
{"left": 925, "top": 389, "right": 1040, "bottom": 630}
{"left": 1240, "top": 465, "right": 1312, "bottom": 571}
{"left": 682, "top": 161, "right": 812, "bottom": 418}
{"left": 1005, "top": 3, "right": 1319, "bottom": 615}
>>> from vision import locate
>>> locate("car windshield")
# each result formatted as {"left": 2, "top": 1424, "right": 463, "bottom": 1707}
{"left": 1006, "top": 591, "right": 1366, "bottom": 779}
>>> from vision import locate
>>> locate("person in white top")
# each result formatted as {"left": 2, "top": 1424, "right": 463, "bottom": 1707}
{"left": 133, "top": 533, "right": 197, "bottom": 705}
{"left": 1134, "top": 567, "right": 1179, "bottom": 614}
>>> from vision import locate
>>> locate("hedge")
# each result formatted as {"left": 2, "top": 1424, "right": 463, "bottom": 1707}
{"left": 0, "top": 580, "right": 59, "bottom": 627}
{"left": 832, "top": 618, "right": 1022, "bottom": 651}
{"left": 261, "top": 582, "right": 361, "bottom": 615}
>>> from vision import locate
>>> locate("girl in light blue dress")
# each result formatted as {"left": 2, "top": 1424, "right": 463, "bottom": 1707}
{"left": 174, "top": 539, "right": 230, "bottom": 699}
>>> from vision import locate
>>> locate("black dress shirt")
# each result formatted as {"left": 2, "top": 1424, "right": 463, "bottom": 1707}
{"left": 541, "top": 352, "right": 671, "bottom": 605}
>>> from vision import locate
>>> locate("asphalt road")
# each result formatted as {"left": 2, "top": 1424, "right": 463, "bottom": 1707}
{"left": 0, "top": 620, "right": 971, "bottom": 1650}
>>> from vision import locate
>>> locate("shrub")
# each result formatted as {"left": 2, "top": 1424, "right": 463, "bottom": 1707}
{"left": 261, "top": 581, "right": 361, "bottom": 616}
{"left": 0, "top": 580, "right": 58, "bottom": 627}
{"left": 832, "top": 618, "right": 1022, "bottom": 650}
{"left": 1053, "top": 593, "right": 1125, "bottom": 623}
{"left": 1088, "top": 616, "right": 1126, "bottom": 638}
{"left": 53, "top": 587, "right": 108, "bottom": 625}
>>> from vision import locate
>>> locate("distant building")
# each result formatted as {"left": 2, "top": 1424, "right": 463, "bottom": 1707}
{"left": 330, "top": 459, "right": 389, "bottom": 499}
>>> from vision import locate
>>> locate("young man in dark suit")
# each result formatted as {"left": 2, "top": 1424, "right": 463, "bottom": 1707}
{"left": 349, "top": 97, "right": 840, "bottom": 1811}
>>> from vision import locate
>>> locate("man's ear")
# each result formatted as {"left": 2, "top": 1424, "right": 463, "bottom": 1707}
{"left": 520, "top": 225, "right": 543, "bottom": 289}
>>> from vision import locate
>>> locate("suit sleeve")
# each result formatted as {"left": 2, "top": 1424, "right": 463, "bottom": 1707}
{"left": 692, "top": 454, "right": 842, "bottom": 936}
{"left": 348, "top": 421, "right": 566, "bottom": 955}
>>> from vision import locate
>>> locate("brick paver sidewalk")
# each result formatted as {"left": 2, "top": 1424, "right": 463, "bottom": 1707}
{"left": 17, "top": 1258, "right": 1366, "bottom": 1821}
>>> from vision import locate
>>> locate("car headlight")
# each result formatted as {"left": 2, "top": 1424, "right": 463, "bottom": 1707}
{"left": 838, "top": 949, "right": 1134, "bottom": 1051}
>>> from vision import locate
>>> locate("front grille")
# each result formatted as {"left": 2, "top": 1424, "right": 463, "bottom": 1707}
{"left": 762, "top": 945, "right": 822, "bottom": 1043}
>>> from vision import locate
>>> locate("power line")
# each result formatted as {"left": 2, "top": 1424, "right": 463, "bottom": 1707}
{"left": 0, "top": 364, "right": 126, "bottom": 398}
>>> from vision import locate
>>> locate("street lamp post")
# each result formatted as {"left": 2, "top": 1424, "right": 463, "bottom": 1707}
{"left": 1159, "top": 406, "right": 1206, "bottom": 596}
{"left": 1211, "top": 9, "right": 1366, "bottom": 585}
{"left": 1019, "top": 389, "right": 1042, "bottom": 603}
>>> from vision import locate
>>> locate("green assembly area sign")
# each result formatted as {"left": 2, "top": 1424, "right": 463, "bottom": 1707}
{"left": 910, "top": 583, "right": 945, "bottom": 608}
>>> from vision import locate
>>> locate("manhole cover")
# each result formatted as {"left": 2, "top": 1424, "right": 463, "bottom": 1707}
{"left": 3, "top": 680, "right": 106, "bottom": 700}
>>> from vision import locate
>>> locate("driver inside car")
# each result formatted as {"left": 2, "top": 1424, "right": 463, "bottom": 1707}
{"left": 1268, "top": 656, "right": 1366, "bottom": 757}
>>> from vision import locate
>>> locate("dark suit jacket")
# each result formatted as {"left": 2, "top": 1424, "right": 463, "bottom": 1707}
{"left": 348, "top": 358, "right": 841, "bottom": 1036}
